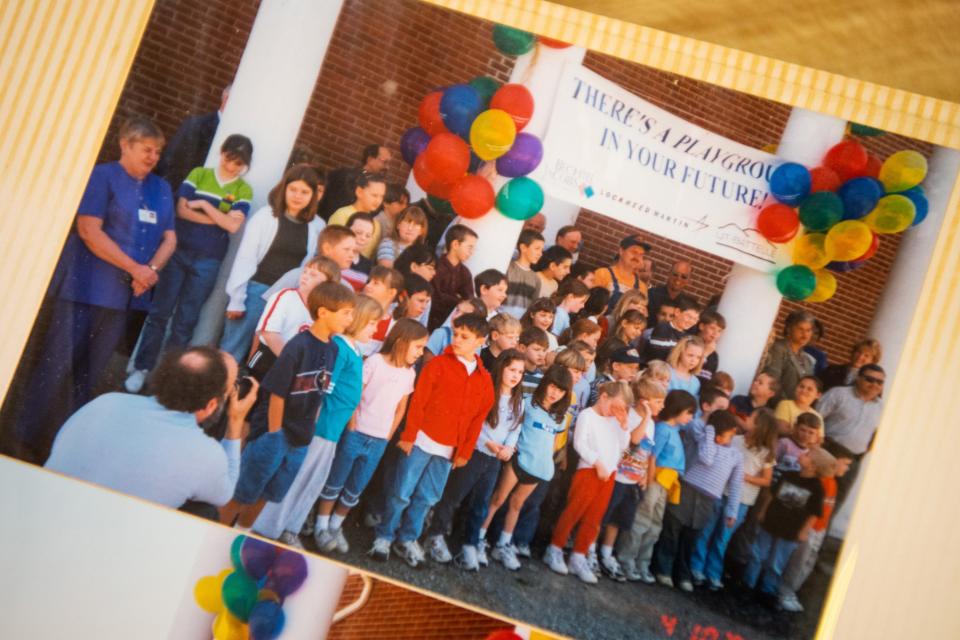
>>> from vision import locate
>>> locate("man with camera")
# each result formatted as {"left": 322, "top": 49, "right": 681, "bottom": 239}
{"left": 45, "top": 346, "right": 258, "bottom": 518}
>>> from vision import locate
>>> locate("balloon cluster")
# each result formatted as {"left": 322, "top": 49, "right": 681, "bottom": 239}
{"left": 757, "top": 136, "right": 929, "bottom": 302}
{"left": 399, "top": 24, "right": 567, "bottom": 223}
{"left": 194, "top": 536, "right": 309, "bottom": 640}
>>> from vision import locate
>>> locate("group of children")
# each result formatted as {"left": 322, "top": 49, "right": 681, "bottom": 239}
{"left": 112, "top": 150, "right": 850, "bottom": 614}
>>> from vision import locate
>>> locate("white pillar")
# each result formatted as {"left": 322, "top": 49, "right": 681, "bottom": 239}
{"left": 462, "top": 44, "right": 586, "bottom": 275}
{"left": 716, "top": 109, "right": 847, "bottom": 394}
{"left": 192, "top": 0, "right": 346, "bottom": 345}
{"left": 828, "top": 145, "right": 960, "bottom": 539}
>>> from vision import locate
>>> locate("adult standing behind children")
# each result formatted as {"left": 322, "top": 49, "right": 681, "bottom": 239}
{"left": 552, "top": 225, "right": 582, "bottom": 264}
{"left": 17, "top": 117, "right": 176, "bottom": 460}
{"left": 819, "top": 364, "right": 885, "bottom": 513}
{"left": 155, "top": 85, "right": 230, "bottom": 192}
{"left": 593, "top": 235, "right": 649, "bottom": 312}
{"left": 647, "top": 260, "right": 693, "bottom": 323}
{"left": 126, "top": 134, "right": 254, "bottom": 392}
{"left": 761, "top": 310, "right": 818, "bottom": 402}
{"left": 220, "top": 165, "right": 325, "bottom": 363}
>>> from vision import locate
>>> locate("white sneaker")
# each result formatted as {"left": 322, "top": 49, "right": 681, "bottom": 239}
{"left": 543, "top": 546, "right": 568, "bottom": 575}
{"left": 492, "top": 544, "right": 521, "bottom": 571}
{"left": 586, "top": 548, "right": 601, "bottom": 575}
{"left": 621, "top": 558, "right": 642, "bottom": 582}
{"left": 278, "top": 531, "right": 303, "bottom": 549}
{"left": 476, "top": 540, "right": 489, "bottom": 567}
{"left": 691, "top": 569, "right": 706, "bottom": 586}
{"left": 568, "top": 555, "right": 599, "bottom": 584}
{"left": 457, "top": 544, "right": 480, "bottom": 571}
{"left": 678, "top": 579, "right": 694, "bottom": 592}
{"left": 639, "top": 565, "right": 657, "bottom": 584}
{"left": 426, "top": 534, "right": 452, "bottom": 563}
{"left": 124, "top": 369, "right": 148, "bottom": 393}
{"left": 656, "top": 573, "right": 674, "bottom": 588}
{"left": 515, "top": 543, "right": 532, "bottom": 558}
{"left": 780, "top": 593, "right": 804, "bottom": 612}
{"left": 364, "top": 512, "right": 381, "bottom": 528}
{"left": 393, "top": 540, "right": 426, "bottom": 568}
{"left": 334, "top": 528, "right": 349, "bottom": 553}
{"left": 708, "top": 577, "right": 724, "bottom": 591}
{"left": 315, "top": 528, "right": 338, "bottom": 552}
{"left": 369, "top": 538, "right": 391, "bottom": 562}
{"left": 600, "top": 554, "right": 626, "bottom": 582}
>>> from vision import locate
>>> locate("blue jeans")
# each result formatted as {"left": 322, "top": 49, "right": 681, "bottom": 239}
{"left": 134, "top": 249, "right": 222, "bottom": 371}
{"left": 220, "top": 280, "right": 269, "bottom": 364}
{"left": 319, "top": 430, "right": 389, "bottom": 508}
{"left": 233, "top": 431, "right": 308, "bottom": 504}
{"left": 691, "top": 498, "right": 749, "bottom": 582}
{"left": 743, "top": 528, "right": 798, "bottom": 595}
{"left": 375, "top": 445, "right": 452, "bottom": 543}
{"left": 426, "top": 451, "right": 501, "bottom": 545}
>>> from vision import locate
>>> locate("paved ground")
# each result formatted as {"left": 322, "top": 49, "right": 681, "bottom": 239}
{"left": 303, "top": 514, "right": 834, "bottom": 640}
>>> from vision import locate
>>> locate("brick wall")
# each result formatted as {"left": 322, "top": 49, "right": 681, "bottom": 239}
{"left": 329, "top": 574, "right": 508, "bottom": 639}
{"left": 576, "top": 50, "right": 934, "bottom": 369}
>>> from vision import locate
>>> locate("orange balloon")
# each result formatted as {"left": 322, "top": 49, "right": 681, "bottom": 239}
{"left": 417, "top": 92, "right": 447, "bottom": 136}
{"left": 490, "top": 84, "right": 534, "bottom": 132}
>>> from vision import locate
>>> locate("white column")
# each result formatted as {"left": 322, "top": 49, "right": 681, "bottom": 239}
{"left": 462, "top": 44, "right": 586, "bottom": 275}
{"left": 192, "top": 0, "right": 346, "bottom": 345}
{"left": 716, "top": 109, "right": 847, "bottom": 394}
{"left": 828, "top": 145, "right": 960, "bottom": 539}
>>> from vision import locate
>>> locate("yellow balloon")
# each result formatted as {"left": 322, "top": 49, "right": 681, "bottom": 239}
{"left": 864, "top": 194, "right": 916, "bottom": 234}
{"left": 825, "top": 220, "right": 873, "bottom": 261}
{"left": 878, "top": 150, "right": 927, "bottom": 193}
{"left": 805, "top": 269, "right": 838, "bottom": 302}
{"left": 470, "top": 108, "right": 517, "bottom": 160}
{"left": 212, "top": 610, "right": 249, "bottom": 640}
{"left": 194, "top": 571, "right": 230, "bottom": 614}
{"left": 792, "top": 233, "right": 832, "bottom": 270}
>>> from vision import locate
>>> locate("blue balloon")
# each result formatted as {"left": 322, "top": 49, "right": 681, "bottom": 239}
{"left": 248, "top": 600, "right": 285, "bottom": 640}
{"left": 440, "top": 84, "right": 483, "bottom": 138}
{"left": 901, "top": 185, "right": 929, "bottom": 226}
{"left": 399, "top": 127, "right": 431, "bottom": 166}
{"left": 837, "top": 177, "right": 883, "bottom": 220}
{"left": 769, "top": 162, "right": 810, "bottom": 206}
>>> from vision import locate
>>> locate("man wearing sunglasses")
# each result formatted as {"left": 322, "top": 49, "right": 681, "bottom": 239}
{"left": 819, "top": 363, "right": 886, "bottom": 513}
{"left": 647, "top": 260, "right": 693, "bottom": 323}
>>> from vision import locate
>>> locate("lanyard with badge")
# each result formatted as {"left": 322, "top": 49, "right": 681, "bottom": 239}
{"left": 136, "top": 181, "right": 158, "bottom": 225}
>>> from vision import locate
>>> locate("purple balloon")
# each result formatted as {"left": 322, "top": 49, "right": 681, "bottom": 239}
{"left": 826, "top": 259, "right": 866, "bottom": 273}
{"left": 240, "top": 537, "right": 277, "bottom": 581}
{"left": 496, "top": 133, "right": 543, "bottom": 177}
{"left": 400, "top": 127, "right": 431, "bottom": 166}
{"left": 266, "top": 550, "right": 308, "bottom": 597}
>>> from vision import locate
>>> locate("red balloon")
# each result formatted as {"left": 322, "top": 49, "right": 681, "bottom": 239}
{"left": 756, "top": 203, "right": 799, "bottom": 243}
{"left": 413, "top": 154, "right": 454, "bottom": 199}
{"left": 862, "top": 154, "right": 882, "bottom": 179}
{"left": 809, "top": 166, "right": 841, "bottom": 193}
{"left": 490, "top": 84, "right": 534, "bottom": 132}
{"left": 485, "top": 631, "right": 523, "bottom": 640}
{"left": 418, "top": 92, "right": 447, "bottom": 136}
{"left": 420, "top": 133, "right": 470, "bottom": 184}
{"left": 450, "top": 175, "right": 495, "bottom": 219}
{"left": 538, "top": 37, "right": 571, "bottom": 48}
{"left": 824, "top": 140, "right": 868, "bottom": 181}
{"left": 855, "top": 231, "right": 880, "bottom": 261}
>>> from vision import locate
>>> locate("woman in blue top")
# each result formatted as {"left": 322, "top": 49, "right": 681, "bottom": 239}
{"left": 18, "top": 118, "right": 176, "bottom": 458}
{"left": 480, "top": 365, "right": 572, "bottom": 571}
{"left": 251, "top": 295, "right": 382, "bottom": 546}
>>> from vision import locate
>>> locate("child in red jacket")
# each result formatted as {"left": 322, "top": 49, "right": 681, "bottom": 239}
{"left": 370, "top": 313, "right": 495, "bottom": 567}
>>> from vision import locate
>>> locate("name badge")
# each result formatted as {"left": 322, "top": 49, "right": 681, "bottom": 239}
{"left": 138, "top": 208, "right": 158, "bottom": 224}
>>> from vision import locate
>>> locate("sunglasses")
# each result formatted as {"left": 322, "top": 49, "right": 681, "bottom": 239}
{"left": 861, "top": 375, "right": 885, "bottom": 385}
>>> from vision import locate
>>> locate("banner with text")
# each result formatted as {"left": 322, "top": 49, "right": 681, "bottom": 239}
{"left": 533, "top": 63, "right": 785, "bottom": 270}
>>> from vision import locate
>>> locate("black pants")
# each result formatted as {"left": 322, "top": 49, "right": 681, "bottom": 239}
{"left": 179, "top": 500, "right": 220, "bottom": 521}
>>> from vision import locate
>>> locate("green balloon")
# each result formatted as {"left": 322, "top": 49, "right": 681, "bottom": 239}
{"left": 850, "top": 122, "right": 885, "bottom": 137}
{"left": 230, "top": 535, "right": 246, "bottom": 573}
{"left": 427, "top": 195, "right": 454, "bottom": 216}
{"left": 496, "top": 177, "right": 544, "bottom": 221}
{"left": 492, "top": 24, "right": 536, "bottom": 56}
{"left": 776, "top": 265, "right": 817, "bottom": 301}
{"left": 798, "top": 191, "right": 843, "bottom": 232}
{"left": 222, "top": 570, "right": 259, "bottom": 622}
{"left": 469, "top": 76, "right": 501, "bottom": 108}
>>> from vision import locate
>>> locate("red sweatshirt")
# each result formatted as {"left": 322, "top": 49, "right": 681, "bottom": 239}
{"left": 400, "top": 346, "right": 494, "bottom": 461}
